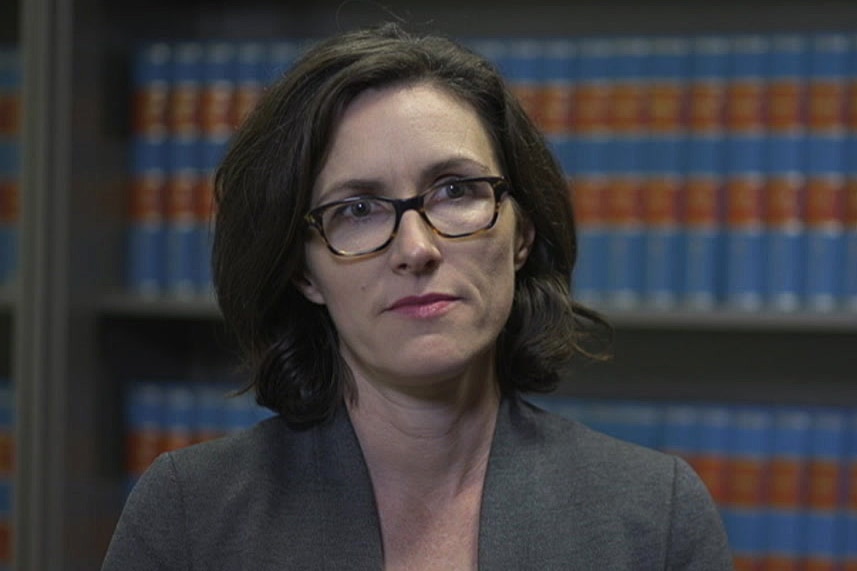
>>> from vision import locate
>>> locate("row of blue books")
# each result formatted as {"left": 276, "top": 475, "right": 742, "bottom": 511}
{"left": 123, "top": 380, "right": 275, "bottom": 485}
{"left": 0, "top": 47, "right": 20, "bottom": 292}
{"left": 527, "top": 395, "right": 857, "bottom": 568}
{"left": 125, "top": 35, "right": 857, "bottom": 310}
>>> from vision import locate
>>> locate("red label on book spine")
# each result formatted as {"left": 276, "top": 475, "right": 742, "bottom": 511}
{"left": 201, "top": 83, "right": 234, "bottom": 136}
{"left": 727, "top": 177, "right": 765, "bottom": 227}
{"left": 166, "top": 172, "right": 197, "bottom": 223}
{"left": 512, "top": 84, "right": 542, "bottom": 129}
{"left": 574, "top": 84, "right": 610, "bottom": 133}
{"left": 768, "top": 458, "right": 805, "bottom": 508}
{"left": 808, "top": 82, "right": 846, "bottom": 131}
{"left": 0, "top": 180, "right": 18, "bottom": 223}
{"left": 688, "top": 82, "right": 726, "bottom": 132}
{"left": 0, "top": 94, "right": 20, "bottom": 136}
{"left": 767, "top": 176, "right": 804, "bottom": 226}
{"left": 685, "top": 177, "right": 721, "bottom": 226}
{"left": 169, "top": 84, "right": 201, "bottom": 136}
{"left": 644, "top": 178, "right": 681, "bottom": 225}
{"left": 691, "top": 456, "right": 727, "bottom": 503}
{"left": 727, "top": 81, "right": 766, "bottom": 132}
{"left": 233, "top": 85, "right": 262, "bottom": 128}
{"left": 768, "top": 80, "right": 805, "bottom": 131}
{"left": 572, "top": 177, "right": 607, "bottom": 224}
{"left": 541, "top": 85, "right": 573, "bottom": 135}
{"left": 196, "top": 175, "right": 215, "bottom": 222}
{"left": 607, "top": 178, "right": 643, "bottom": 224}
{"left": 805, "top": 177, "right": 844, "bottom": 228}
{"left": 727, "top": 457, "right": 768, "bottom": 506}
{"left": 806, "top": 460, "right": 842, "bottom": 509}
{"left": 610, "top": 83, "right": 647, "bottom": 133}
{"left": 845, "top": 179, "right": 857, "bottom": 227}
{"left": 129, "top": 175, "right": 164, "bottom": 223}
{"left": 125, "top": 432, "right": 162, "bottom": 476}
{"left": 133, "top": 85, "right": 170, "bottom": 137}
{"left": 649, "top": 83, "right": 685, "bottom": 133}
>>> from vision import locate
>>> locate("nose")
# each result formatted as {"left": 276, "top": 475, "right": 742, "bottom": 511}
{"left": 388, "top": 210, "right": 442, "bottom": 274}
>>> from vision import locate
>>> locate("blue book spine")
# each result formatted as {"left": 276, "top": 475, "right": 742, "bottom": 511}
{"left": 162, "top": 382, "right": 197, "bottom": 452}
{"left": 194, "top": 383, "right": 227, "bottom": 443}
{"left": 844, "top": 75, "right": 857, "bottom": 312}
{"left": 569, "top": 135, "right": 609, "bottom": 306}
{"left": 805, "top": 34, "right": 849, "bottom": 312}
{"left": 201, "top": 41, "right": 236, "bottom": 139}
{"left": 196, "top": 138, "right": 227, "bottom": 295}
{"left": 164, "top": 137, "right": 201, "bottom": 297}
{"left": 127, "top": 138, "right": 167, "bottom": 296}
{"left": 131, "top": 42, "right": 171, "bottom": 139}
{"left": 763, "top": 407, "right": 812, "bottom": 569}
{"left": 724, "top": 36, "right": 770, "bottom": 311}
{"left": 501, "top": 39, "right": 545, "bottom": 128}
{"left": 605, "top": 39, "right": 649, "bottom": 309}
{"left": 541, "top": 38, "right": 576, "bottom": 140}
{"left": 660, "top": 404, "right": 700, "bottom": 464}
{"left": 266, "top": 40, "right": 301, "bottom": 84}
{"left": 124, "top": 381, "right": 166, "bottom": 494}
{"left": 683, "top": 36, "right": 729, "bottom": 309}
{"left": 803, "top": 409, "right": 848, "bottom": 569}
{"left": 644, "top": 37, "right": 689, "bottom": 309}
{"left": 0, "top": 140, "right": 18, "bottom": 288}
{"left": 721, "top": 406, "right": 774, "bottom": 570}
{"left": 843, "top": 411, "right": 857, "bottom": 569}
{"left": 765, "top": 35, "right": 808, "bottom": 312}
{"left": 234, "top": 41, "right": 266, "bottom": 127}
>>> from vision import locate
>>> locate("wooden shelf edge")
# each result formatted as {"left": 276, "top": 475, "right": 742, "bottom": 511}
{"left": 97, "top": 292, "right": 222, "bottom": 319}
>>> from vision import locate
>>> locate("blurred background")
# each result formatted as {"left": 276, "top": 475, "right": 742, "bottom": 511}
{"left": 6, "top": 0, "right": 857, "bottom": 569}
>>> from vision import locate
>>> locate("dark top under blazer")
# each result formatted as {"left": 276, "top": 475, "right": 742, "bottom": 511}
{"left": 102, "top": 394, "right": 734, "bottom": 570}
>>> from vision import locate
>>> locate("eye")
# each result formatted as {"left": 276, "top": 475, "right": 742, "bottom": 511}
{"left": 330, "top": 198, "right": 374, "bottom": 220}
{"left": 346, "top": 200, "right": 372, "bottom": 218}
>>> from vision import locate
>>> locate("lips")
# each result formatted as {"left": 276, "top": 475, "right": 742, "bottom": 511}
{"left": 388, "top": 293, "right": 459, "bottom": 317}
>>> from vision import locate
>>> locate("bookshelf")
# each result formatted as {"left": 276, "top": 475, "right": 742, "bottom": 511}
{"left": 13, "top": 0, "right": 857, "bottom": 568}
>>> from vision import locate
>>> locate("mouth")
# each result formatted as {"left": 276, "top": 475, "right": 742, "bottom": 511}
{"left": 388, "top": 293, "right": 459, "bottom": 318}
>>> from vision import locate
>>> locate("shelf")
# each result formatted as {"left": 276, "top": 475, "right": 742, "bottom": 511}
{"left": 98, "top": 292, "right": 221, "bottom": 319}
{"left": 600, "top": 307, "right": 857, "bottom": 332}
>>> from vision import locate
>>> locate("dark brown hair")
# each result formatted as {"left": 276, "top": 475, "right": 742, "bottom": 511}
{"left": 213, "top": 23, "right": 611, "bottom": 426}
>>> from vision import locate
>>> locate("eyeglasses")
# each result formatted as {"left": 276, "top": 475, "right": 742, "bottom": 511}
{"left": 305, "top": 176, "right": 511, "bottom": 257}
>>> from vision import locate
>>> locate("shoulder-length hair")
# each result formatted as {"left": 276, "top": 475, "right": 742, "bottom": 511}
{"left": 213, "top": 23, "right": 611, "bottom": 426}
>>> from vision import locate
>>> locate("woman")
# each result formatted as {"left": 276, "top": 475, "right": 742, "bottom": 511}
{"left": 103, "top": 24, "right": 733, "bottom": 570}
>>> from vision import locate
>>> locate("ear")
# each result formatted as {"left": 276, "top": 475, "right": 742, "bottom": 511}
{"left": 293, "top": 271, "right": 326, "bottom": 305}
{"left": 514, "top": 215, "right": 536, "bottom": 271}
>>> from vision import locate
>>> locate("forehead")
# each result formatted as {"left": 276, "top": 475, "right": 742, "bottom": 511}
{"left": 314, "top": 82, "right": 500, "bottom": 198}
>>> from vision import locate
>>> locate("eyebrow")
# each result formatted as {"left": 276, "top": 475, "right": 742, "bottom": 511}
{"left": 316, "top": 157, "right": 494, "bottom": 205}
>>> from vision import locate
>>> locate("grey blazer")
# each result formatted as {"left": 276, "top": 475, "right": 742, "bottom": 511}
{"left": 102, "top": 394, "right": 734, "bottom": 570}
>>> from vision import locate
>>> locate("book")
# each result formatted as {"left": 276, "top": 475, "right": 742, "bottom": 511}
{"left": 131, "top": 42, "right": 171, "bottom": 139}
{"left": 683, "top": 36, "right": 729, "bottom": 309}
{"left": 605, "top": 38, "right": 650, "bottom": 308}
{"left": 803, "top": 409, "right": 848, "bottom": 570}
{"left": 643, "top": 37, "right": 689, "bottom": 308}
{"left": 721, "top": 406, "right": 774, "bottom": 571}
{"left": 765, "top": 35, "right": 808, "bottom": 312}
{"left": 724, "top": 35, "right": 770, "bottom": 311}
{"left": 805, "top": 33, "right": 849, "bottom": 312}
{"left": 126, "top": 138, "right": 167, "bottom": 296}
{"left": 762, "top": 407, "right": 812, "bottom": 570}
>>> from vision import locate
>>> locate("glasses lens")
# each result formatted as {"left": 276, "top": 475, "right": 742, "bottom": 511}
{"left": 425, "top": 179, "right": 497, "bottom": 236}
{"left": 322, "top": 197, "right": 395, "bottom": 255}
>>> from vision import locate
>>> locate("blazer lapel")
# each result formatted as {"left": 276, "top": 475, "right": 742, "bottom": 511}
{"left": 478, "top": 395, "right": 556, "bottom": 569}
{"left": 315, "top": 404, "right": 384, "bottom": 569}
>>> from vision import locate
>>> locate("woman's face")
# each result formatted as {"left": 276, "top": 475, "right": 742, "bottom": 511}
{"left": 298, "top": 82, "right": 533, "bottom": 395}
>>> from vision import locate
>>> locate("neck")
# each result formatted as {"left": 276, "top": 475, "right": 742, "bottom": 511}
{"left": 347, "top": 373, "right": 501, "bottom": 498}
